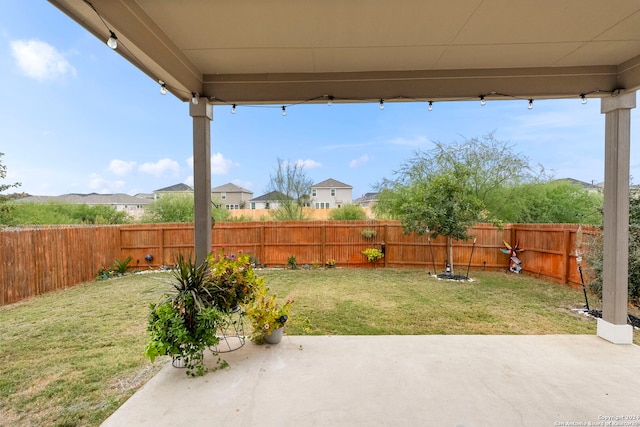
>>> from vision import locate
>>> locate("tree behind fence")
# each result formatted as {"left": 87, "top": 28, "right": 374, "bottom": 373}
{"left": 0, "top": 221, "right": 597, "bottom": 305}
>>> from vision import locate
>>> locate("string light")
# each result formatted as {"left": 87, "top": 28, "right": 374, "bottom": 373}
{"left": 159, "top": 80, "right": 167, "bottom": 95}
{"left": 106, "top": 31, "right": 118, "bottom": 49}
{"left": 188, "top": 89, "right": 609, "bottom": 115}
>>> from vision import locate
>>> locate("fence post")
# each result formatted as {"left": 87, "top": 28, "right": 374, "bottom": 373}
{"left": 260, "top": 224, "right": 265, "bottom": 266}
{"left": 383, "top": 223, "right": 388, "bottom": 268}
{"left": 321, "top": 222, "right": 326, "bottom": 266}
{"left": 562, "top": 229, "right": 571, "bottom": 284}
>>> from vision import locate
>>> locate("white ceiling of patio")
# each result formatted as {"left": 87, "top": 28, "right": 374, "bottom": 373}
{"left": 49, "top": 0, "right": 640, "bottom": 105}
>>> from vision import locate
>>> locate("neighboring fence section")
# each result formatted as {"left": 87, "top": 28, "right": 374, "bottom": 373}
{"left": 1, "top": 221, "right": 598, "bottom": 306}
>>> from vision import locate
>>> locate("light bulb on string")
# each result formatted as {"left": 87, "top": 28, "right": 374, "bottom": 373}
{"left": 106, "top": 31, "right": 118, "bottom": 49}
{"left": 159, "top": 80, "right": 167, "bottom": 95}
{"left": 379, "top": 99, "right": 385, "bottom": 110}
{"left": 327, "top": 96, "right": 334, "bottom": 107}
{"left": 231, "top": 104, "right": 236, "bottom": 114}
{"left": 281, "top": 106, "right": 287, "bottom": 116}
{"left": 580, "top": 94, "right": 587, "bottom": 105}
{"left": 428, "top": 101, "right": 433, "bottom": 112}
{"left": 191, "top": 92, "right": 199, "bottom": 105}
{"left": 528, "top": 99, "right": 534, "bottom": 110}
{"left": 480, "top": 95, "right": 486, "bottom": 106}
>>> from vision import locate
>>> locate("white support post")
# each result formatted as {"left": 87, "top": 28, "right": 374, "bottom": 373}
{"left": 190, "top": 100, "right": 213, "bottom": 265}
{"left": 598, "top": 91, "right": 635, "bottom": 344}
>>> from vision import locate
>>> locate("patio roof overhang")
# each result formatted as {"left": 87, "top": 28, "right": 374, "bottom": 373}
{"left": 48, "top": 0, "right": 640, "bottom": 104}
{"left": 49, "top": 0, "right": 640, "bottom": 344}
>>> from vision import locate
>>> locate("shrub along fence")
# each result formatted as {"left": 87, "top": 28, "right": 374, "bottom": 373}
{"left": 1, "top": 221, "right": 597, "bottom": 306}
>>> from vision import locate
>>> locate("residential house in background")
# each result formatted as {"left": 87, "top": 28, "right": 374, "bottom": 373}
{"left": 153, "top": 183, "right": 194, "bottom": 200}
{"left": 353, "top": 192, "right": 378, "bottom": 209}
{"left": 553, "top": 178, "right": 602, "bottom": 194}
{"left": 211, "top": 183, "right": 253, "bottom": 209}
{"left": 249, "top": 191, "right": 291, "bottom": 209}
{"left": 15, "top": 193, "right": 153, "bottom": 219}
{"left": 310, "top": 178, "right": 352, "bottom": 209}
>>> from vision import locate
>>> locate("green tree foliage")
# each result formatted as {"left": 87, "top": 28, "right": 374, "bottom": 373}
{"left": 585, "top": 195, "right": 640, "bottom": 305}
{"left": 488, "top": 180, "right": 603, "bottom": 224}
{"left": 266, "top": 158, "right": 313, "bottom": 220}
{"left": 141, "top": 194, "right": 230, "bottom": 223}
{"left": 141, "top": 194, "right": 194, "bottom": 223}
{"left": 0, "top": 152, "right": 22, "bottom": 223}
{"left": 328, "top": 204, "right": 367, "bottom": 220}
{"left": 374, "top": 133, "right": 530, "bottom": 273}
{"left": 2, "top": 202, "right": 128, "bottom": 225}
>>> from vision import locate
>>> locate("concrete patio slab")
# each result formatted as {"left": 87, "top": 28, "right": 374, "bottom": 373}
{"left": 101, "top": 335, "right": 640, "bottom": 427}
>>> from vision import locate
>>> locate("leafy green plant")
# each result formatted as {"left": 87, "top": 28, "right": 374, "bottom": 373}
{"left": 113, "top": 256, "right": 132, "bottom": 275}
{"left": 206, "top": 249, "right": 264, "bottom": 313}
{"left": 328, "top": 204, "right": 367, "bottom": 220}
{"left": 585, "top": 195, "right": 640, "bottom": 305}
{"left": 245, "top": 285, "right": 294, "bottom": 344}
{"left": 325, "top": 259, "right": 336, "bottom": 268}
{"left": 361, "top": 229, "right": 377, "bottom": 239}
{"left": 361, "top": 247, "right": 383, "bottom": 263}
{"left": 287, "top": 255, "right": 298, "bottom": 270}
{"left": 97, "top": 266, "right": 114, "bottom": 280}
{"left": 144, "top": 255, "right": 226, "bottom": 376}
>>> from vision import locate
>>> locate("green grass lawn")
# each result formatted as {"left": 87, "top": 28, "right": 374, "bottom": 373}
{"left": 0, "top": 268, "right": 637, "bottom": 426}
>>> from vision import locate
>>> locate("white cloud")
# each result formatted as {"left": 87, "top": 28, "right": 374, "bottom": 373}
{"left": 184, "top": 176, "right": 194, "bottom": 187}
{"left": 186, "top": 153, "right": 236, "bottom": 175}
{"left": 108, "top": 159, "right": 136, "bottom": 176}
{"left": 10, "top": 39, "right": 76, "bottom": 81}
{"left": 295, "top": 159, "right": 321, "bottom": 169}
{"left": 388, "top": 135, "right": 430, "bottom": 147}
{"left": 211, "top": 152, "right": 235, "bottom": 175}
{"left": 349, "top": 154, "right": 370, "bottom": 168}
{"left": 232, "top": 179, "right": 254, "bottom": 191}
{"left": 88, "top": 174, "right": 125, "bottom": 194}
{"left": 139, "top": 158, "right": 180, "bottom": 176}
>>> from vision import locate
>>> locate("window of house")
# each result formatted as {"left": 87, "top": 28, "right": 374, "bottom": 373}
{"left": 312, "top": 189, "right": 316, "bottom": 197}
{"left": 265, "top": 202, "right": 270, "bottom": 209}
{"left": 250, "top": 202, "right": 255, "bottom": 209}
{"left": 221, "top": 192, "right": 226, "bottom": 200}
{"left": 331, "top": 189, "right": 335, "bottom": 197}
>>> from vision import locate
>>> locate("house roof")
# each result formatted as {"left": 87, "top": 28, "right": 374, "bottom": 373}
{"left": 354, "top": 193, "right": 379, "bottom": 203}
{"left": 211, "top": 183, "right": 253, "bottom": 194}
{"left": 48, "top": 1, "right": 640, "bottom": 105}
{"left": 552, "top": 178, "right": 598, "bottom": 188}
{"left": 154, "top": 183, "right": 193, "bottom": 192}
{"left": 16, "top": 193, "right": 153, "bottom": 205}
{"left": 312, "top": 179, "right": 352, "bottom": 189}
{"left": 250, "top": 191, "right": 292, "bottom": 202}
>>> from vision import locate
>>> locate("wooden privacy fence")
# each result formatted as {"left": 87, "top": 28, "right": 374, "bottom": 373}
{"left": 1, "top": 221, "right": 598, "bottom": 306}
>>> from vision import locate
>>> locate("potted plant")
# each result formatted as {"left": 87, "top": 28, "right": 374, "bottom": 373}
{"left": 244, "top": 285, "right": 294, "bottom": 345}
{"left": 205, "top": 249, "right": 264, "bottom": 313}
{"left": 361, "top": 229, "right": 377, "bottom": 239}
{"left": 144, "top": 255, "right": 226, "bottom": 376}
{"left": 362, "top": 247, "right": 384, "bottom": 263}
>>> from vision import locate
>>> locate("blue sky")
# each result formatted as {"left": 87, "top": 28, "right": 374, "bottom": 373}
{"left": 1, "top": 2, "right": 639, "bottom": 200}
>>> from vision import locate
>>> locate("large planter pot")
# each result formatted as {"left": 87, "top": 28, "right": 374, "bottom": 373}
{"left": 264, "top": 327, "right": 284, "bottom": 344}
